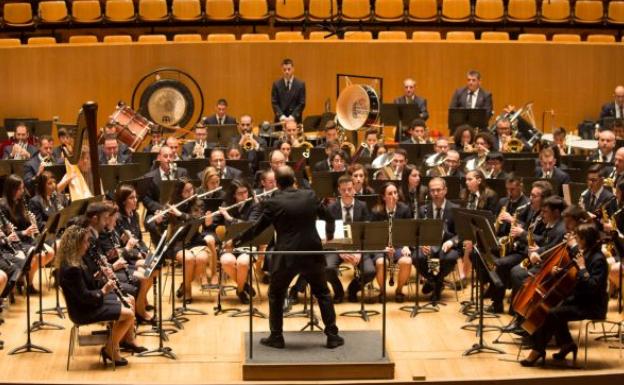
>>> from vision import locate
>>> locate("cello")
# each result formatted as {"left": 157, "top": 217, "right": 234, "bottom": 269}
{"left": 512, "top": 241, "right": 579, "bottom": 334}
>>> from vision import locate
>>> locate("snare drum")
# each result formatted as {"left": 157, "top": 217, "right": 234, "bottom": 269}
{"left": 109, "top": 102, "right": 153, "bottom": 151}
{"left": 569, "top": 139, "right": 598, "bottom": 151}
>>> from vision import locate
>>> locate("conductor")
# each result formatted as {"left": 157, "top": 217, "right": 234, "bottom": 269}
{"left": 228, "top": 166, "right": 344, "bottom": 349}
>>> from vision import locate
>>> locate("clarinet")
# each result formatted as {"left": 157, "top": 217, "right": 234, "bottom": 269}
{"left": 0, "top": 209, "right": 22, "bottom": 253}
{"left": 94, "top": 252, "right": 131, "bottom": 308}
{"left": 387, "top": 210, "right": 396, "bottom": 287}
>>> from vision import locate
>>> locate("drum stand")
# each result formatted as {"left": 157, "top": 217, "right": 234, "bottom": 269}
{"left": 31, "top": 251, "right": 63, "bottom": 332}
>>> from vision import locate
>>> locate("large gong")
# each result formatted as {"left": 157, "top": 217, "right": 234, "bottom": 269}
{"left": 132, "top": 68, "right": 204, "bottom": 130}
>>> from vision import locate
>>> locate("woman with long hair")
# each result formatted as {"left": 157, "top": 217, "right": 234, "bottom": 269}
{"left": 370, "top": 182, "right": 412, "bottom": 302}
{"left": 29, "top": 170, "right": 67, "bottom": 231}
{"left": 57, "top": 225, "right": 143, "bottom": 366}
{"left": 400, "top": 164, "right": 426, "bottom": 218}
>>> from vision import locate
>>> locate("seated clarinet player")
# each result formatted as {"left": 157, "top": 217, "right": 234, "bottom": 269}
{"left": 325, "top": 175, "right": 374, "bottom": 303}
{"left": 416, "top": 177, "right": 461, "bottom": 303}
{"left": 212, "top": 179, "right": 258, "bottom": 304}
{"left": 520, "top": 223, "right": 608, "bottom": 367}
{"left": 58, "top": 225, "right": 144, "bottom": 367}
{"left": 371, "top": 182, "right": 412, "bottom": 303}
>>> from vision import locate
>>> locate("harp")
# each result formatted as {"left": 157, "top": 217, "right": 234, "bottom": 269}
{"left": 63, "top": 102, "right": 102, "bottom": 200}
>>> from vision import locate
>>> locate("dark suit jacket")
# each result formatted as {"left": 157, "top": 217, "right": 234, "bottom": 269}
{"left": 141, "top": 167, "right": 189, "bottom": 214}
{"left": 233, "top": 187, "right": 334, "bottom": 273}
{"left": 2, "top": 143, "right": 37, "bottom": 160}
{"left": 28, "top": 193, "right": 66, "bottom": 231}
{"left": 569, "top": 248, "right": 609, "bottom": 319}
{"left": 535, "top": 219, "right": 566, "bottom": 254}
{"left": 98, "top": 149, "right": 132, "bottom": 165}
{"left": 494, "top": 195, "right": 530, "bottom": 236}
{"left": 418, "top": 200, "right": 459, "bottom": 244}
{"left": 313, "top": 159, "right": 330, "bottom": 172}
{"left": 449, "top": 87, "right": 493, "bottom": 118}
{"left": 203, "top": 114, "right": 237, "bottom": 125}
{"left": 587, "top": 150, "right": 615, "bottom": 164}
{"left": 535, "top": 167, "right": 571, "bottom": 186}
{"left": 465, "top": 188, "right": 498, "bottom": 214}
{"left": 581, "top": 188, "right": 616, "bottom": 214}
{"left": 392, "top": 95, "right": 429, "bottom": 121}
{"left": 327, "top": 199, "right": 370, "bottom": 222}
{"left": 271, "top": 77, "right": 306, "bottom": 122}
{"left": 59, "top": 264, "right": 108, "bottom": 325}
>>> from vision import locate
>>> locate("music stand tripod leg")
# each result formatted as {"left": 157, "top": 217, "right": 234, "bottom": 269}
{"left": 341, "top": 257, "right": 379, "bottom": 321}
{"left": 164, "top": 257, "right": 188, "bottom": 329}
{"left": 399, "top": 265, "right": 439, "bottom": 318}
{"left": 300, "top": 286, "right": 322, "bottom": 331}
{"left": 175, "top": 245, "right": 207, "bottom": 316}
{"left": 31, "top": 251, "right": 63, "bottom": 332}
{"left": 10, "top": 272, "right": 52, "bottom": 355}
{"left": 213, "top": 252, "right": 242, "bottom": 316}
{"left": 231, "top": 250, "right": 266, "bottom": 319}
{"left": 137, "top": 269, "right": 176, "bottom": 360}
{"left": 39, "top": 245, "right": 66, "bottom": 319}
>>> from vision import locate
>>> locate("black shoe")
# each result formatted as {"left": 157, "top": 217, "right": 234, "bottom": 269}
{"left": 395, "top": 292, "right": 405, "bottom": 303}
{"left": 136, "top": 315, "right": 156, "bottom": 326}
{"left": 287, "top": 291, "right": 299, "bottom": 305}
{"left": 486, "top": 304, "right": 504, "bottom": 314}
{"left": 237, "top": 290, "right": 250, "bottom": 305}
{"left": 26, "top": 285, "right": 39, "bottom": 295}
{"left": 347, "top": 289, "right": 358, "bottom": 303}
{"left": 326, "top": 334, "right": 345, "bottom": 349}
{"left": 120, "top": 341, "right": 148, "bottom": 354}
{"left": 422, "top": 280, "right": 434, "bottom": 295}
{"left": 502, "top": 318, "right": 521, "bottom": 333}
{"left": 260, "top": 334, "right": 285, "bottom": 349}
{"left": 100, "top": 347, "right": 129, "bottom": 367}
{"left": 176, "top": 284, "right": 184, "bottom": 299}
{"left": 552, "top": 343, "right": 578, "bottom": 361}
{"left": 244, "top": 283, "right": 256, "bottom": 297}
{"left": 520, "top": 350, "right": 545, "bottom": 367}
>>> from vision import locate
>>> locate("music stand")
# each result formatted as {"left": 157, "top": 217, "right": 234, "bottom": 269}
{"left": 175, "top": 159, "right": 210, "bottom": 180}
{"left": 448, "top": 108, "right": 489, "bottom": 133}
{"left": 399, "top": 219, "right": 444, "bottom": 317}
{"left": 130, "top": 152, "right": 157, "bottom": 175}
{"left": 117, "top": 176, "right": 151, "bottom": 199}
{"left": 214, "top": 223, "right": 251, "bottom": 316}
{"left": 33, "top": 120, "right": 53, "bottom": 137}
{"left": 227, "top": 159, "right": 252, "bottom": 178}
{"left": 340, "top": 222, "right": 380, "bottom": 321}
{"left": 205, "top": 124, "right": 238, "bottom": 147}
{"left": 9, "top": 226, "right": 55, "bottom": 355}
{"left": 311, "top": 171, "right": 338, "bottom": 199}
{"left": 174, "top": 219, "right": 208, "bottom": 317}
{"left": 458, "top": 211, "right": 505, "bottom": 356}
{"left": 399, "top": 143, "right": 434, "bottom": 164}
{"left": 44, "top": 165, "right": 66, "bottom": 184}
{"left": 355, "top": 194, "right": 379, "bottom": 213}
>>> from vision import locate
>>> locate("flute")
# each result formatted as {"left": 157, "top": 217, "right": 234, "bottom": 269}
{"left": 198, "top": 188, "right": 277, "bottom": 221}
{"left": 146, "top": 186, "right": 223, "bottom": 224}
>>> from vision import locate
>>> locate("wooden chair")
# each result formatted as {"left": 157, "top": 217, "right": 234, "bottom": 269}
{"left": 574, "top": 0, "right": 604, "bottom": 24}
{"left": 446, "top": 31, "right": 476, "bottom": 41}
{"left": 38, "top": 1, "right": 70, "bottom": 25}
{"left": 607, "top": 1, "right": 624, "bottom": 25}
{"left": 275, "top": 0, "right": 305, "bottom": 22}
{"left": 173, "top": 34, "right": 203, "bottom": 42}
{"left": 407, "top": 0, "right": 438, "bottom": 22}
{"left": 71, "top": 0, "right": 103, "bottom": 24}
{"left": 517, "top": 33, "right": 547, "bottom": 42}
{"left": 67, "top": 321, "right": 113, "bottom": 370}
{"left": 0, "top": 38, "right": 21, "bottom": 47}
{"left": 172, "top": 0, "right": 202, "bottom": 22}
{"left": 374, "top": 0, "right": 406, "bottom": 22}
{"left": 137, "top": 34, "right": 168, "bottom": 43}
{"left": 412, "top": 31, "right": 442, "bottom": 40}
{"left": 586, "top": 34, "right": 616, "bottom": 43}
{"left": 2, "top": 3, "right": 35, "bottom": 27}
{"left": 204, "top": 0, "right": 236, "bottom": 21}
{"left": 507, "top": 0, "right": 537, "bottom": 22}
{"left": 274, "top": 31, "right": 305, "bottom": 41}
{"left": 540, "top": 0, "right": 571, "bottom": 23}
{"left": 105, "top": 0, "right": 137, "bottom": 23}
{"left": 474, "top": 0, "right": 504, "bottom": 23}
{"left": 241, "top": 33, "right": 270, "bottom": 41}
{"left": 68, "top": 35, "right": 99, "bottom": 44}
{"left": 441, "top": 0, "right": 471, "bottom": 22}
{"left": 480, "top": 31, "right": 509, "bottom": 41}
{"left": 552, "top": 33, "right": 581, "bottom": 43}
{"left": 378, "top": 31, "right": 407, "bottom": 40}
{"left": 27, "top": 37, "right": 57, "bottom": 45}
{"left": 341, "top": 0, "right": 372, "bottom": 22}
{"left": 103, "top": 35, "right": 133, "bottom": 43}
{"left": 138, "top": 0, "right": 169, "bottom": 22}
{"left": 343, "top": 31, "right": 373, "bottom": 40}
{"left": 308, "top": 0, "right": 339, "bottom": 22}
{"left": 206, "top": 33, "right": 236, "bottom": 41}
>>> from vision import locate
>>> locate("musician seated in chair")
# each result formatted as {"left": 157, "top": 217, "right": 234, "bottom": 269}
{"left": 428, "top": 150, "right": 464, "bottom": 178}
{"left": 416, "top": 177, "right": 461, "bottom": 303}
{"left": 463, "top": 132, "right": 494, "bottom": 173}
{"left": 519, "top": 222, "right": 608, "bottom": 367}
{"left": 52, "top": 126, "right": 75, "bottom": 160}
{"left": 490, "top": 181, "right": 553, "bottom": 314}
{"left": 580, "top": 164, "right": 617, "bottom": 215}
{"left": 98, "top": 124, "right": 132, "bottom": 158}
{"left": 313, "top": 141, "right": 339, "bottom": 172}
{"left": 394, "top": 78, "right": 429, "bottom": 120}
{"left": 324, "top": 176, "right": 374, "bottom": 303}
{"left": 232, "top": 115, "right": 267, "bottom": 171}
{"left": 485, "top": 151, "right": 508, "bottom": 179}
{"left": 208, "top": 148, "right": 242, "bottom": 180}
{"left": 3, "top": 123, "right": 37, "bottom": 160}
{"left": 401, "top": 119, "right": 430, "bottom": 145}
{"left": 588, "top": 129, "right": 616, "bottom": 163}
{"left": 143, "top": 125, "right": 165, "bottom": 153}
{"left": 57, "top": 225, "right": 144, "bottom": 366}
{"left": 348, "top": 163, "right": 375, "bottom": 195}
{"left": 371, "top": 182, "right": 413, "bottom": 303}
{"left": 424, "top": 138, "right": 450, "bottom": 176}
{"left": 602, "top": 181, "right": 624, "bottom": 296}
{"left": 23, "top": 136, "right": 57, "bottom": 192}
{"left": 202, "top": 98, "right": 237, "bottom": 126}
{"left": 182, "top": 123, "right": 212, "bottom": 160}
{"left": 98, "top": 134, "right": 132, "bottom": 165}
{"left": 535, "top": 147, "right": 571, "bottom": 187}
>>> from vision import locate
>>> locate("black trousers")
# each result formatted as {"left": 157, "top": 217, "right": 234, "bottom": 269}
{"left": 269, "top": 262, "right": 338, "bottom": 336}
{"left": 490, "top": 253, "right": 524, "bottom": 308}
{"left": 325, "top": 253, "right": 375, "bottom": 295}
{"left": 530, "top": 304, "right": 587, "bottom": 352}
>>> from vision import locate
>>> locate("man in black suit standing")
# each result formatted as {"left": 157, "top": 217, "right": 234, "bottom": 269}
{"left": 325, "top": 175, "right": 374, "bottom": 303}
{"left": 202, "top": 99, "right": 237, "bottom": 125}
{"left": 271, "top": 58, "right": 306, "bottom": 123}
{"left": 393, "top": 78, "right": 429, "bottom": 121}
{"left": 229, "top": 166, "right": 343, "bottom": 349}
{"left": 448, "top": 69, "right": 493, "bottom": 120}
{"left": 141, "top": 145, "right": 188, "bottom": 241}
{"left": 599, "top": 85, "right": 624, "bottom": 126}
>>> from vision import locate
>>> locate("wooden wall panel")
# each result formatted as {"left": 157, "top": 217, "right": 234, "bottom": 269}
{"left": 0, "top": 41, "right": 622, "bottom": 135}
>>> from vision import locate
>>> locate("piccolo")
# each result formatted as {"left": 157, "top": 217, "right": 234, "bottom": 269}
{"left": 199, "top": 188, "right": 278, "bottom": 221}
{"left": 146, "top": 186, "right": 223, "bottom": 224}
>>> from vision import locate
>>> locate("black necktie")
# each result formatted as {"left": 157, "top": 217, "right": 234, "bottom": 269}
{"left": 435, "top": 207, "right": 442, "bottom": 220}
{"left": 287, "top": 80, "right": 291, "bottom": 91}
{"left": 619, "top": 105, "right": 623, "bottom": 119}
{"left": 469, "top": 193, "right": 477, "bottom": 210}
{"left": 589, "top": 194, "right": 597, "bottom": 211}
{"left": 344, "top": 205, "right": 352, "bottom": 224}
{"left": 467, "top": 91, "right": 474, "bottom": 108}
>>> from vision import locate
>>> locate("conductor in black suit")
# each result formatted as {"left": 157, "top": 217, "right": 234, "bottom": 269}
{"left": 599, "top": 85, "right": 624, "bottom": 126}
{"left": 202, "top": 98, "right": 237, "bottom": 125}
{"left": 229, "top": 166, "right": 343, "bottom": 349}
{"left": 393, "top": 78, "right": 429, "bottom": 121}
{"left": 448, "top": 69, "right": 493, "bottom": 119}
{"left": 271, "top": 58, "right": 306, "bottom": 123}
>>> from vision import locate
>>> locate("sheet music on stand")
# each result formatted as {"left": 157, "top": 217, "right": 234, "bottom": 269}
{"left": 316, "top": 219, "right": 352, "bottom": 248}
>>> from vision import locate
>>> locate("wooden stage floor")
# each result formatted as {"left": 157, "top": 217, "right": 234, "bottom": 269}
{"left": 0, "top": 272, "right": 623, "bottom": 385}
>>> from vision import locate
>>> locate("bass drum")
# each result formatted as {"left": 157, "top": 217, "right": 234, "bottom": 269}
{"left": 336, "top": 84, "right": 379, "bottom": 131}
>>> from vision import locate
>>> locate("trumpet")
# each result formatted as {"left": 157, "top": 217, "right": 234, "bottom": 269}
{"left": 192, "top": 140, "right": 206, "bottom": 159}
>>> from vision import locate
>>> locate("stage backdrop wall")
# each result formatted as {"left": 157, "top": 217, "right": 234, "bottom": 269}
{"left": 0, "top": 41, "right": 622, "bottom": 135}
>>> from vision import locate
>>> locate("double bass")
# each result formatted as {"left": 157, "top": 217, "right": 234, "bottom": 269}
{"left": 512, "top": 241, "right": 579, "bottom": 334}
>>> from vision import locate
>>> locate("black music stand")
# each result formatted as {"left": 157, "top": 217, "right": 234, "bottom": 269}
{"left": 460, "top": 211, "right": 504, "bottom": 356}
{"left": 31, "top": 213, "right": 63, "bottom": 332}
{"left": 100, "top": 164, "right": 142, "bottom": 194}
{"left": 38, "top": 197, "right": 100, "bottom": 320}
{"left": 175, "top": 159, "right": 210, "bottom": 180}
{"left": 448, "top": 108, "right": 489, "bottom": 133}
{"left": 231, "top": 224, "right": 273, "bottom": 320}
{"left": 340, "top": 222, "right": 380, "bottom": 322}
{"left": 214, "top": 222, "right": 251, "bottom": 316}
{"left": 9, "top": 227, "right": 54, "bottom": 355}
{"left": 399, "top": 219, "right": 444, "bottom": 317}
{"left": 205, "top": 124, "right": 238, "bottom": 147}
{"left": 399, "top": 143, "right": 435, "bottom": 164}
{"left": 175, "top": 219, "right": 208, "bottom": 317}
{"left": 44, "top": 165, "right": 66, "bottom": 184}
{"left": 137, "top": 225, "right": 186, "bottom": 360}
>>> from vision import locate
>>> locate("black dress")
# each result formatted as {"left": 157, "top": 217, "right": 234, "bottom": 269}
{"left": 59, "top": 263, "right": 121, "bottom": 325}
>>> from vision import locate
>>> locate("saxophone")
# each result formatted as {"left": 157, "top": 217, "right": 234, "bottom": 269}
{"left": 494, "top": 205, "right": 507, "bottom": 234}
{"left": 521, "top": 215, "right": 541, "bottom": 268}
{"left": 499, "top": 202, "right": 528, "bottom": 257}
